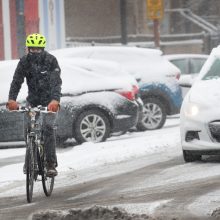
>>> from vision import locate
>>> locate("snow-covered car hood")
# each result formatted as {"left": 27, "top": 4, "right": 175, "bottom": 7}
{"left": 189, "top": 79, "right": 220, "bottom": 106}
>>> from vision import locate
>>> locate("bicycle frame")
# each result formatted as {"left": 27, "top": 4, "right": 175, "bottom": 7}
{"left": 26, "top": 107, "right": 45, "bottom": 154}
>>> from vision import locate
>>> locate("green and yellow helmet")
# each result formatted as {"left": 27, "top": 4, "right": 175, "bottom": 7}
{"left": 25, "top": 33, "right": 46, "bottom": 48}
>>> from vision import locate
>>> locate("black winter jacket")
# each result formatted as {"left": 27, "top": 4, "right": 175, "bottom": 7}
{"left": 8, "top": 51, "right": 62, "bottom": 107}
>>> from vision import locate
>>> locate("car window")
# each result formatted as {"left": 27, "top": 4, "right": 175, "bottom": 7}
{"left": 190, "top": 58, "right": 207, "bottom": 74}
{"left": 170, "top": 59, "right": 188, "bottom": 74}
{"left": 202, "top": 58, "right": 220, "bottom": 80}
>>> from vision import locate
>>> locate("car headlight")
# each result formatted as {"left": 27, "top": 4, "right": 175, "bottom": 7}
{"left": 184, "top": 102, "right": 199, "bottom": 117}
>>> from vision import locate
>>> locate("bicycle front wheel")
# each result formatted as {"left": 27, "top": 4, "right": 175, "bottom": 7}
{"left": 42, "top": 168, "right": 54, "bottom": 196}
{"left": 26, "top": 139, "right": 35, "bottom": 203}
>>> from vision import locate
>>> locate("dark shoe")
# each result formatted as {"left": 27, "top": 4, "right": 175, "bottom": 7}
{"left": 46, "top": 163, "right": 58, "bottom": 177}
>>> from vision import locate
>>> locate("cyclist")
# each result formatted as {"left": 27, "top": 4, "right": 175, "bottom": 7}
{"left": 6, "top": 33, "right": 62, "bottom": 176}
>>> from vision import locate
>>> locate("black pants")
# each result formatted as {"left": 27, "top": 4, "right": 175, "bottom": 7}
{"left": 24, "top": 110, "right": 58, "bottom": 166}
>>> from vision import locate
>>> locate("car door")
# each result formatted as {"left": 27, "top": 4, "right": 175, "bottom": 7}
{"left": 0, "top": 103, "right": 24, "bottom": 142}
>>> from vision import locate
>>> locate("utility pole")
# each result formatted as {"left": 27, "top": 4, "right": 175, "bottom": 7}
{"left": 120, "top": 0, "right": 128, "bottom": 45}
{"left": 16, "top": 0, "right": 25, "bottom": 57}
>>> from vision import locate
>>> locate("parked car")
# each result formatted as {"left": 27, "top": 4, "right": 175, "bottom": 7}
{"left": 180, "top": 46, "right": 220, "bottom": 162}
{"left": 0, "top": 58, "right": 141, "bottom": 145}
{"left": 164, "top": 54, "right": 208, "bottom": 97}
{"left": 51, "top": 46, "right": 183, "bottom": 130}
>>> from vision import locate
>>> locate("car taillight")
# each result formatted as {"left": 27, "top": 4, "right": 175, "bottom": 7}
{"left": 117, "top": 91, "right": 135, "bottom": 100}
{"left": 116, "top": 85, "right": 139, "bottom": 101}
{"left": 166, "top": 72, "right": 181, "bottom": 80}
{"left": 176, "top": 72, "right": 181, "bottom": 80}
{"left": 132, "top": 85, "right": 139, "bottom": 96}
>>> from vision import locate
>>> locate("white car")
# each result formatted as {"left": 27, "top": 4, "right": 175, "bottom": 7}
{"left": 51, "top": 46, "right": 182, "bottom": 131}
{"left": 180, "top": 46, "right": 220, "bottom": 162}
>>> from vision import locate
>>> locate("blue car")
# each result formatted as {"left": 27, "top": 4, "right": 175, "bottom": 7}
{"left": 52, "top": 46, "right": 183, "bottom": 130}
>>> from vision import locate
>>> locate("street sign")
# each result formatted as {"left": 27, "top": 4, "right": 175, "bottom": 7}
{"left": 146, "top": 0, "right": 164, "bottom": 20}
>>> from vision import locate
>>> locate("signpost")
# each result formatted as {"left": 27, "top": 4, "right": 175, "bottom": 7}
{"left": 146, "top": 0, "right": 164, "bottom": 48}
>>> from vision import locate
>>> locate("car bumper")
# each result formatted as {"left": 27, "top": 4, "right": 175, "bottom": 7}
{"left": 112, "top": 98, "right": 142, "bottom": 133}
{"left": 181, "top": 115, "right": 220, "bottom": 152}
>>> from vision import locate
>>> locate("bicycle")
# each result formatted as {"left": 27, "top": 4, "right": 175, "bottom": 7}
{"left": 17, "top": 106, "right": 55, "bottom": 203}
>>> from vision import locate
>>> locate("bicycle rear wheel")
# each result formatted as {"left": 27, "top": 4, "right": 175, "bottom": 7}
{"left": 26, "top": 138, "right": 35, "bottom": 203}
{"left": 41, "top": 154, "right": 54, "bottom": 196}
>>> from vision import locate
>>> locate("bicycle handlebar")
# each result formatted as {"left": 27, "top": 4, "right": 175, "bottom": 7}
{"left": 13, "top": 105, "right": 55, "bottom": 114}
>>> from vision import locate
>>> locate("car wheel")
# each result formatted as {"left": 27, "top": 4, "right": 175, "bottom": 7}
{"left": 183, "top": 150, "right": 202, "bottom": 162}
{"left": 136, "top": 97, "right": 166, "bottom": 131}
{"left": 74, "top": 109, "right": 111, "bottom": 144}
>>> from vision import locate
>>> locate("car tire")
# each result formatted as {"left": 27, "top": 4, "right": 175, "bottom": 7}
{"left": 183, "top": 150, "right": 201, "bottom": 162}
{"left": 74, "top": 109, "right": 111, "bottom": 144}
{"left": 136, "top": 97, "right": 166, "bottom": 131}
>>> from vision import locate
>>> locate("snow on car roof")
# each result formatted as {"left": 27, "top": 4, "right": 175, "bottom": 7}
{"left": 51, "top": 46, "right": 163, "bottom": 58}
{"left": 61, "top": 57, "right": 138, "bottom": 86}
{"left": 59, "top": 58, "right": 134, "bottom": 95}
{"left": 50, "top": 46, "right": 180, "bottom": 85}
{"left": 164, "top": 54, "right": 209, "bottom": 60}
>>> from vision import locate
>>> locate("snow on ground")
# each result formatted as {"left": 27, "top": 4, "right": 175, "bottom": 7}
{"left": 1, "top": 117, "right": 220, "bottom": 217}
{"left": 0, "top": 117, "right": 180, "bottom": 197}
{"left": 0, "top": 147, "right": 25, "bottom": 159}
{"left": 189, "top": 189, "right": 220, "bottom": 217}
{"left": 107, "top": 200, "right": 172, "bottom": 216}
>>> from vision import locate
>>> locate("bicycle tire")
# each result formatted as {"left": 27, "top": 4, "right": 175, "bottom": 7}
{"left": 41, "top": 152, "right": 54, "bottom": 196}
{"left": 26, "top": 138, "right": 35, "bottom": 203}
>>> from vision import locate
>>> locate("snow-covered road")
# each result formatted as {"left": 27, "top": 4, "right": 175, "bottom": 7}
{"left": 1, "top": 117, "right": 220, "bottom": 220}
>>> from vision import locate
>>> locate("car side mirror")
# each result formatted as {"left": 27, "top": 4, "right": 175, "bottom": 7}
{"left": 178, "top": 75, "right": 194, "bottom": 88}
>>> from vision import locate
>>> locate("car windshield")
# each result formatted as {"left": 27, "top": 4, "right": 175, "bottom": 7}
{"left": 202, "top": 58, "right": 220, "bottom": 80}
